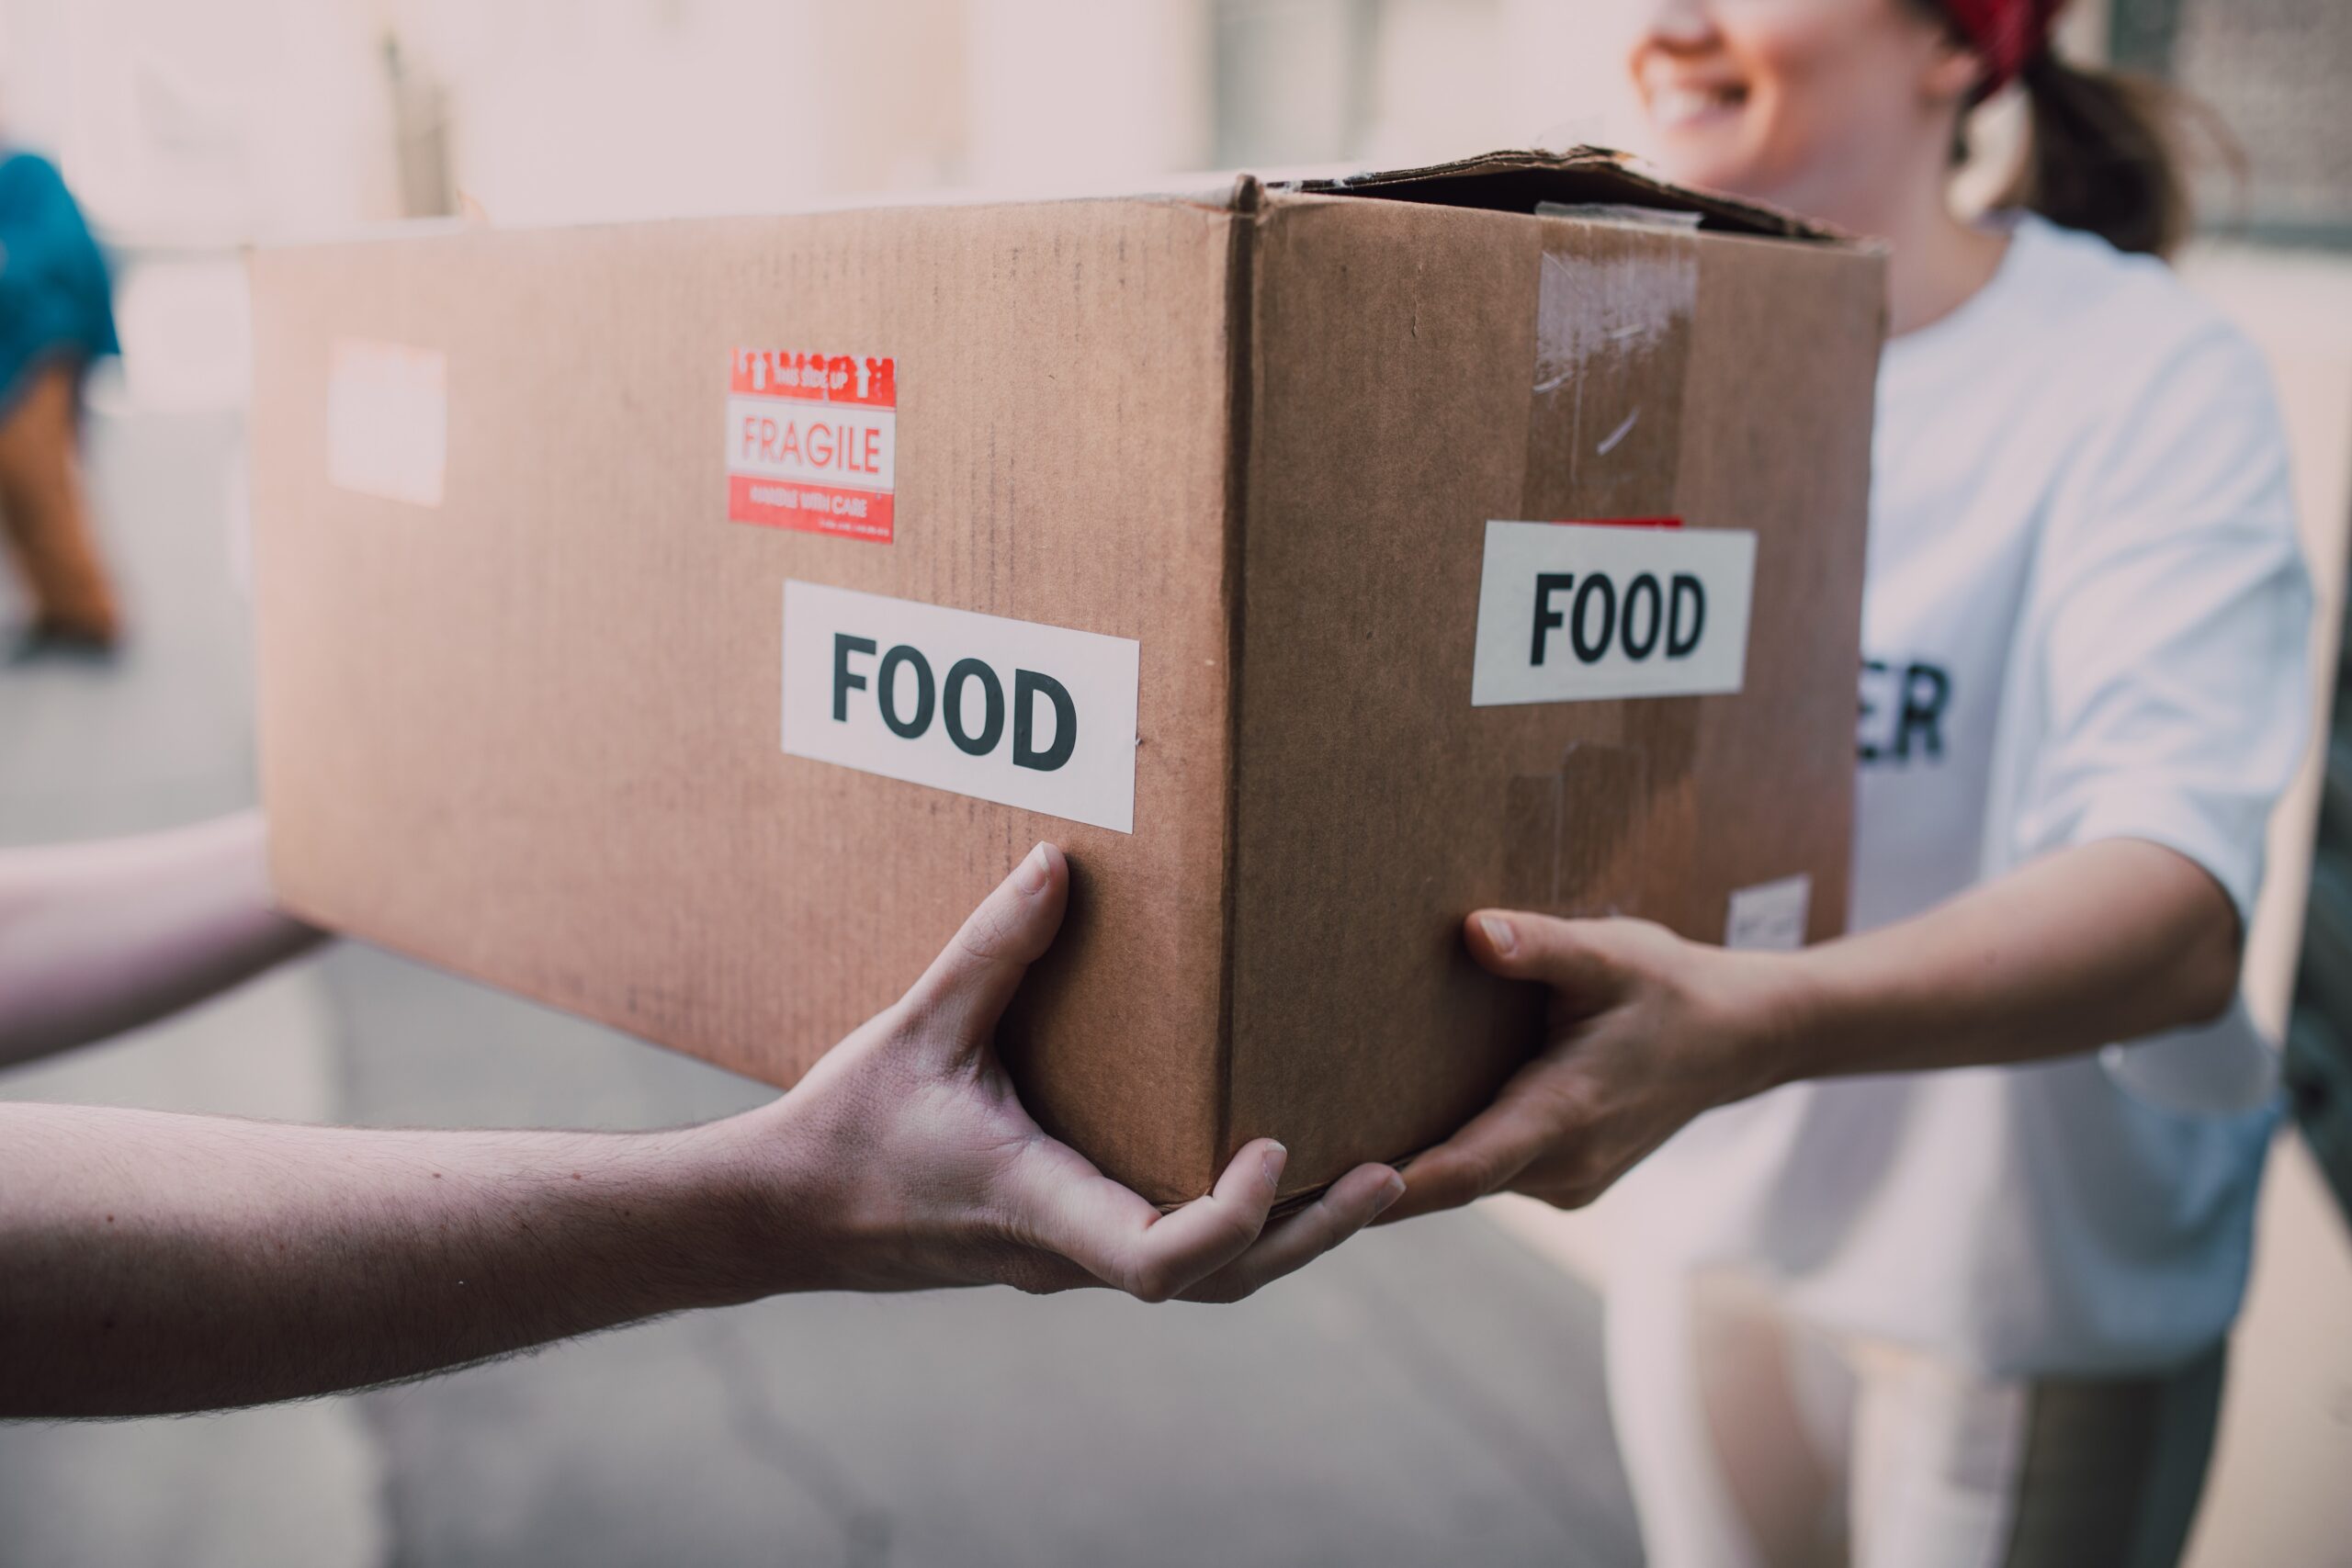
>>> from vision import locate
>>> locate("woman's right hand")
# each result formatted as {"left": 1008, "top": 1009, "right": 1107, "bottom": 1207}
{"left": 718, "top": 843, "right": 1405, "bottom": 1303}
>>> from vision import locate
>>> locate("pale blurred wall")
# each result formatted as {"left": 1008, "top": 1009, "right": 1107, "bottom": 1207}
{"left": 401, "top": 0, "right": 1618, "bottom": 220}
{"left": 1227, "top": 0, "right": 1633, "bottom": 172}
{"left": 0, "top": 0, "right": 1641, "bottom": 235}
{"left": 0, "top": 0, "right": 398, "bottom": 238}
{"left": 389, "top": 0, "right": 968, "bottom": 222}
{"left": 397, "top": 0, "right": 1209, "bottom": 220}
{"left": 966, "top": 0, "right": 1212, "bottom": 187}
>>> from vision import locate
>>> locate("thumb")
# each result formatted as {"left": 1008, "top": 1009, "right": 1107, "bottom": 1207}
{"left": 899, "top": 842, "right": 1070, "bottom": 1050}
{"left": 1464, "top": 909, "right": 1628, "bottom": 1002}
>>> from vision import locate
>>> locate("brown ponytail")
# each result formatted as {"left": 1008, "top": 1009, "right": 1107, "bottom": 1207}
{"left": 2000, "top": 52, "right": 2193, "bottom": 258}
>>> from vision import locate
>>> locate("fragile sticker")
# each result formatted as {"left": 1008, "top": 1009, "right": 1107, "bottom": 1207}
{"left": 327, "top": 339, "right": 447, "bottom": 506}
{"left": 782, "top": 581, "right": 1139, "bottom": 833}
{"left": 727, "top": 350, "right": 896, "bottom": 542}
{"left": 1470, "top": 521, "right": 1755, "bottom": 706}
{"left": 1724, "top": 874, "right": 1811, "bottom": 952}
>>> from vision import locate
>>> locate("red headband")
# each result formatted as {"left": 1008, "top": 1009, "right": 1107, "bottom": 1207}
{"left": 1939, "top": 0, "right": 2066, "bottom": 94}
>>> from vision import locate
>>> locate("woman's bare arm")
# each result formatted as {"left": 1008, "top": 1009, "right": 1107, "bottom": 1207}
{"left": 1385, "top": 839, "right": 2240, "bottom": 1219}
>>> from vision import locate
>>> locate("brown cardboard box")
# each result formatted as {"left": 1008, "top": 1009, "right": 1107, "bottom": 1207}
{"left": 249, "top": 150, "right": 1883, "bottom": 1206}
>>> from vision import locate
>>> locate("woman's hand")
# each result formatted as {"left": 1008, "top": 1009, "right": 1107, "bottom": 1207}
{"left": 730, "top": 842, "right": 1408, "bottom": 1301}
{"left": 1381, "top": 909, "right": 1794, "bottom": 1223}
{"left": 1382, "top": 841, "right": 2246, "bottom": 1224}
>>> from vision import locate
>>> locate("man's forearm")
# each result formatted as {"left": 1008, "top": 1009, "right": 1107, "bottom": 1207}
{"left": 0, "top": 813, "right": 324, "bottom": 1067}
{"left": 1770, "top": 839, "right": 2243, "bottom": 1086}
{"left": 0, "top": 1103, "right": 796, "bottom": 1416}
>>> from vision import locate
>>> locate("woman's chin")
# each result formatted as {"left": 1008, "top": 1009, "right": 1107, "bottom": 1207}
{"left": 1651, "top": 152, "right": 1759, "bottom": 199}
{"left": 1638, "top": 126, "right": 1763, "bottom": 198}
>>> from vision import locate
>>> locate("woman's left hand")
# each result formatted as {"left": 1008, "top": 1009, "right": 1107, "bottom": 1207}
{"left": 1380, "top": 908, "right": 1799, "bottom": 1223}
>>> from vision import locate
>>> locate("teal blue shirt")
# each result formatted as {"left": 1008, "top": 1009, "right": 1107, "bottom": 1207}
{"left": 0, "top": 152, "right": 119, "bottom": 413}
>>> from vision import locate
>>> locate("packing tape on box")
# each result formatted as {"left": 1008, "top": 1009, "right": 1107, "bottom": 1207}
{"left": 1522, "top": 211, "right": 1698, "bottom": 524}
{"left": 1510, "top": 213, "right": 1704, "bottom": 919}
{"left": 1506, "top": 742, "right": 1649, "bottom": 917}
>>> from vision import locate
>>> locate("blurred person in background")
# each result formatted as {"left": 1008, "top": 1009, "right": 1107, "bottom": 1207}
{"left": 1387, "top": 0, "right": 2311, "bottom": 1563}
{"left": 0, "top": 817, "right": 1402, "bottom": 1417}
{"left": 0, "top": 146, "right": 123, "bottom": 657}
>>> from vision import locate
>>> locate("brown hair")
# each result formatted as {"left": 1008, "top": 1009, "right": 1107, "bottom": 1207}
{"left": 1999, "top": 51, "right": 2194, "bottom": 258}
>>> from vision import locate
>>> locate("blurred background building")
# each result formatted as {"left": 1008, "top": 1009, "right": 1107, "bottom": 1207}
{"left": 2, "top": 0, "right": 2345, "bottom": 240}
{"left": 1, "top": 3, "right": 2347, "bottom": 1565}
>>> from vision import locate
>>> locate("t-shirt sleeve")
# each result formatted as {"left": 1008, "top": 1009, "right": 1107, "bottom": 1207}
{"left": 2015, "top": 321, "right": 2312, "bottom": 931}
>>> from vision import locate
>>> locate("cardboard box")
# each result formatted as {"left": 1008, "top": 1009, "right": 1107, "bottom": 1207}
{"left": 250, "top": 151, "right": 1883, "bottom": 1206}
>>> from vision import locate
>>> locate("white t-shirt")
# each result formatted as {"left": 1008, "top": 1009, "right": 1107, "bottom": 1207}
{"left": 1616, "top": 214, "right": 2313, "bottom": 1377}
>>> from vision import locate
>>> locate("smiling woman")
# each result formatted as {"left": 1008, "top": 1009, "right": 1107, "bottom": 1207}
{"left": 1386, "top": 2, "right": 2313, "bottom": 1565}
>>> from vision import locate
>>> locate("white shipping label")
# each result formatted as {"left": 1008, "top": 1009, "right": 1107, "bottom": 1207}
{"left": 782, "top": 581, "right": 1140, "bottom": 833}
{"left": 1470, "top": 522, "right": 1755, "bottom": 706}
{"left": 326, "top": 339, "right": 447, "bottom": 506}
{"left": 1725, "top": 874, "right": 1811, "bottom": 952}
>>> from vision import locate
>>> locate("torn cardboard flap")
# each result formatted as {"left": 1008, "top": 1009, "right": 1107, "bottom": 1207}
{"left": 1285, "top": 146, "right": 1849, "bottom": 240}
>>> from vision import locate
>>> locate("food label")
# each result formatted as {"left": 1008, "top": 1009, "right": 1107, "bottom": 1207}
{"left": 782, "top": 581, "right": 1139, "bottom": 832}
{"left": 727, "top": 350, "right": 896, "bottom": 542}
{"left": 1471, "top": 521, "right": 1754, "bottom": 706}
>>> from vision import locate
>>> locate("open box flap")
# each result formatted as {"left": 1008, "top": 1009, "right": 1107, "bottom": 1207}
{"left": 1276, "top": 146, "right": 1849, "bottom": 243}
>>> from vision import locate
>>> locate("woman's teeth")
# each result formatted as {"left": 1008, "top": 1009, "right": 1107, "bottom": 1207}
{"left": 1652, "top": 85, "right": 1743, "bottom": 127}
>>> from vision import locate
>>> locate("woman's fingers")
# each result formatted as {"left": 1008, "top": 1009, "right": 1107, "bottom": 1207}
{"left": 1005, "top": 1135, "right": 1287, "bottom": 1302}
{"left": 1000, "top": 1140, "right": 1406, "bottom": 1303}
{"left": 1377, "top": 1088, "right": 1557, "bottom": 1224}
{"left": 897, "top": 842, "right": 1069, "bottom": 1056}
{"left": 1179, "top": 1162, "right": 1406, "bottom": 1303}
{"left": 1464, "top": 909, "right": 1627, "bottom": 1000}
{"left": 1112, "top": 1139, "right": 1291, "bottom": 1299}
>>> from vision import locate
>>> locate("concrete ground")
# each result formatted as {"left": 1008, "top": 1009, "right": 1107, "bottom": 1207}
{"left": 0, "top": 333, "right": 1640, "bottom": 1563}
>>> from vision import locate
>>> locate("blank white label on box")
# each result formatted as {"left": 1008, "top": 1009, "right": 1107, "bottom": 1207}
{"left": 782, "top": 581, "right": 1140, "bottom": 833}
{"left": 326, "top": 340, "right": 447, "bottom": 506}
{"left": 1470, "top": 522, "right": 1755, "bottom": 706}
{"left": 1725, "top": 874, "right": 1811, "bottom": 952}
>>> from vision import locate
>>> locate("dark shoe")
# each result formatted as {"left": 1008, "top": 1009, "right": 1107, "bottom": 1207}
{"left": 6, "top": 619, "right": 121, "bottom": 665}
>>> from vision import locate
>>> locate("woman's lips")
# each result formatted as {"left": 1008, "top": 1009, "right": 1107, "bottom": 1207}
{"left": 1645, "top": 81, "right": 1748, "bottom": 132}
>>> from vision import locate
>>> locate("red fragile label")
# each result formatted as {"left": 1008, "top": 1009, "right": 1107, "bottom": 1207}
{"left": 726, "top": 349, "right": 897, "bottom": 542}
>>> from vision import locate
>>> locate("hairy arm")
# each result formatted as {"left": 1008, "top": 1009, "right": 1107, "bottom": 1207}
{"left": 0, "top": 812, "right": 323, "bottom": 1068}
{"left": 0, "top": 1106, "right": 776, "bottom": 1416}
{"left": 2, "top": 845, "right": 1403, "bottom": 1418}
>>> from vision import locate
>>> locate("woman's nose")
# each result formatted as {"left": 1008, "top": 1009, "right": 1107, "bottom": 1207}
{"left": 1625, "top": 0, "right": 1716, "bottom": 48}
